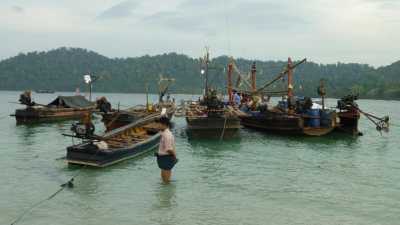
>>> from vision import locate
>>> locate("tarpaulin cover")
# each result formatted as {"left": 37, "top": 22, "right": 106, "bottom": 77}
{"left": 47, "top": 96, "right": 95, "bottom": 108}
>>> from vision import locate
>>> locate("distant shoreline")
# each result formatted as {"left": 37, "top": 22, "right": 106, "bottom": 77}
{"left": 1, "top": 89, "right": 399, "bottom": 101}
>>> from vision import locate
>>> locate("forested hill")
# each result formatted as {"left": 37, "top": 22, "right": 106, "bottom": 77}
{"left": 0, "top": 47, "right": 399, "bottom": 99}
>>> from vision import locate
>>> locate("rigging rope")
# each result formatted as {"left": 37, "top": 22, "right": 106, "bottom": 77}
{"left": 222, "top": 0, "right": 232, "bottom": 57}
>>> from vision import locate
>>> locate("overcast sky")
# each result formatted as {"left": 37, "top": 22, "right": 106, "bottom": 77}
{"left": 1, "top": 0, "right": 399, "bottom": 67}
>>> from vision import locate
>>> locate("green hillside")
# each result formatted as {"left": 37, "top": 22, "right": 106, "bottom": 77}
{"left": 0, "top": 47, "right": 399, "bottom": 99}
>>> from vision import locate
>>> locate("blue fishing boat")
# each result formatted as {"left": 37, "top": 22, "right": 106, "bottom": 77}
{"left": 66, "top": 115, "right": 163, "bottom": 167}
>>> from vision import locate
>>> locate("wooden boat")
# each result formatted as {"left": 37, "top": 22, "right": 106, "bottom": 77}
{"left": 235, "top": 58, "right": 337, "bottom": 136}
{"left": 101, "top": 77, "right": 176, "bottom": 131}
{"left": 35, "top": 89, "right": 55, "bottom": 94}
{"left": 101, "top": 101, "right": 176, "bottom": 131}
{"left": 66, "top": 114, "right": 163, "bottom": 167}
{"left": 185, "top": 49, "right": 241, "bottom": 139}
{"left": 186, "top": 102, "right": 241, "bottom": 138}
{"left": 334, "top": 94, "right": 389, "bottom": 136}
{"left": 335, "top": 95, "right": 361, "bottom": 135}
{"left": 12, "top": 94, "right": 96, "bottom": 124}
{"left": 239, "top": 108, "right": 337, "bottom": 136}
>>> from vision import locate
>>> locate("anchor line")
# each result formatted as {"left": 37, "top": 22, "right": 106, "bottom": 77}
{"left": 9, "top": 139, "right": 104, "bottom": 225}
{"left": 220, "top": 115, "right": 228, "bottom": 141}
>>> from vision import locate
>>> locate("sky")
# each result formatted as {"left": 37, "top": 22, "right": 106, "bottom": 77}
{"left": 0, "top": 0, "right": 399, "bottom": 67}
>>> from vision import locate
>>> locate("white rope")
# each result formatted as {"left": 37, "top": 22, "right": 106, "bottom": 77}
{"left": 219, "top": 115, "right": 228, "bottom": 141}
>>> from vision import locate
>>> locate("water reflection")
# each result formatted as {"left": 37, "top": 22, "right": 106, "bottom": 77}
{"left": 149, "top": 182, "right": 178, "bottom": 225}
{"left": 187, "top": 137, "right": 242, "bottom": 156}
{"left": 242, "top": 127, "right": 359, "bottom": 147}
{"left": 14, "top": 124, "right": 40, "bottom": 147}
{"left": 154, "top": 182, "right": 177, "bottom": 209}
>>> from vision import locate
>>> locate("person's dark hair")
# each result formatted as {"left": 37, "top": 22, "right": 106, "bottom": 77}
{"left": 158, "top": 116, "right": 171, "bottom": 128}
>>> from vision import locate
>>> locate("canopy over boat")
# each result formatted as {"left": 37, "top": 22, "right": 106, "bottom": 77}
{"left": 47, "top": 96, "right": 95, "bottom": 108}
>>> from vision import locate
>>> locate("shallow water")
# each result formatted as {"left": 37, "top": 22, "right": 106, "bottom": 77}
{"left": 0, "top": 91, "right": 399, "bottom": 225}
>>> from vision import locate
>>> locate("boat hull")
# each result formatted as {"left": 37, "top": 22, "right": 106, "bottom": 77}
{"left": 102, "top": 107, "right": 175, "bottom": 131}
{"left": 186, "top": 116, "right": 241, "bottom": 138}
{"left": 14, "top": 107, "right": 92, "bottom": 124}
{"left": 240, "top": 112, "right": 336, "bottom": 137}
{"left": 335, "top": 110, "right": 360, "bottom": 135}
{"left": 66, "top": 133, "right": 161, "bottom": 167}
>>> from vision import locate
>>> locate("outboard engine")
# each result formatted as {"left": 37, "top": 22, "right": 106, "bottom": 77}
{"left": 337, "top": 94, "right": 358, "bottom": 110}
{"left": 70, "top": 122, "right": 95, "bottom": 138}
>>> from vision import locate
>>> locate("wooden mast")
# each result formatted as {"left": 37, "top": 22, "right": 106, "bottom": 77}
{"left": 227, "top": 62, "right": 233, "bottom": 104}
{"left": 251, "top": 62, "right": 257, "bottom": 92}
{"left": 287, "top": 57, "right": 294, "bottom": 98}
{"left": 318, "top": 79, "right": 326, "bottom": 110}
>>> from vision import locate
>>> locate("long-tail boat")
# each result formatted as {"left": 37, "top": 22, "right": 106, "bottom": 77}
{"left": 335, "top": 94, "right": 389, "bottom": 136}
{"left": 235, "top": 58, "right": 337, "bottom": 136}
{"left": 100, "top": 77, "right": 176, "bottom": 131}
{"left": 335, "top": 94, "right": 361, "bottom": 135}
{"left": 101, "top": 103, "right": 176, "bottom": 131}
{"left": 65, "top": 114, "right": 164, "bottom": 167}
{"left": 11, "top": 91, "right": 96, "bottom": 124}
{"left": 185, "top": 48, "right": 241, "bottom": 139}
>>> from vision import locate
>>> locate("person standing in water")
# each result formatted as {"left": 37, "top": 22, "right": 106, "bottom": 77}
{"left": 156, "top": 117, "right": 177, "bottom": 183}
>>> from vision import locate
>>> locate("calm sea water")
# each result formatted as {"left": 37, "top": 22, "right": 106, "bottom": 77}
{"left": 0, "top": 91, "right": 399, "bottom": 225}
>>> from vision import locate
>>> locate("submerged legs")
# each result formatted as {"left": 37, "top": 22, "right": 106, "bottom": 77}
{"left": 161, "top": 170, "right": 172, "bottom": 183}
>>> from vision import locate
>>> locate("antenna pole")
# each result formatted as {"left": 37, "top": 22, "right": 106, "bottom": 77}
{"left": 251, "top": 62, "right": 257, "bottom": 92}
{"left": 287, "top": 57, "right": 293, "bottom": 98}
{"left": 89, "top": 83, "right": 92, "bottom": 101}
{"left": 205, "top": 48, "right": 210, "bottom": 94}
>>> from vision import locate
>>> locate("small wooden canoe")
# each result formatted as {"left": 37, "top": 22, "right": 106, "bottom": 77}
{"left": 66, "top": 115, "right": 163, "bottom": 167}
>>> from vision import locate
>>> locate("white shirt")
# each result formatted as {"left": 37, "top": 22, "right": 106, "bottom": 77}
{"left": 158, "top": 128, "right": 175, "bottom": 156}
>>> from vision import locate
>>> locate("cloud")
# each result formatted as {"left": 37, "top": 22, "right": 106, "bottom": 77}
{"left": 142, "top": 0, "right": 312, "bottom": 34}
{"left": 97, "top": 0, "right": 138, "bottom": 20}
{"left": 0, "top": 0, "right": 399, "bottom": 66}
{"left": 11, "top": 6, "right": 24, "bottom": 14}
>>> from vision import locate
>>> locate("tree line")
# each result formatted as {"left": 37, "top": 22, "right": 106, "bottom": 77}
{"left": 0, "top": 47, "right": 399, "bottom": 99}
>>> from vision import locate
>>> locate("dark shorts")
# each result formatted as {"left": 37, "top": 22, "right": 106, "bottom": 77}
{"left": 156, "top": 154, "right": 177, "bottom": 170}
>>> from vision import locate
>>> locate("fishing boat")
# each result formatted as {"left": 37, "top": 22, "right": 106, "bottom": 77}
{"left": 335, "top": 94, "right": 389, "bottom": 135}
{"left": 11, "top": 91, "right": 96, "bottom": 124}
{"left": 66, "top": 114, "right": 164, "bottom": 167}
{"left": 35, "top": 89, "right": 55, "bottom": 94}
{"left": 101, "top": 102, "right": 176, "bottom": 131}
{"left": 236, "top": 58, "right": 337, "bottom": 136}
{"left": 100, "top": 77, "right": 176, "bottom": 131}
{"left": 185, "top": 49, "right": 241, "bottom": 139}
{"left": 335, "top": 94, "right": 361, "bottom": 135}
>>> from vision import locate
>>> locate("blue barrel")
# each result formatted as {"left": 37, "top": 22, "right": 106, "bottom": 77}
{"left": 278, "top": 101, "right": 288, "bottom": 110}
{"left": 320, "top": 110, "right": 333, "bottom": 127}
{"left": 306, "top": 109, "right": 320, "bottom": 127}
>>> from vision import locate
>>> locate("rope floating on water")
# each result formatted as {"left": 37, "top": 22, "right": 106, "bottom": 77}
{"left": 0, "top": 114, "right": 10, "bottom": 120}
{"left": 9, "top": 179, "right": 73, "bottom": 225}
{"left": 9, "top": 138, "right": 106, "bottom": 225}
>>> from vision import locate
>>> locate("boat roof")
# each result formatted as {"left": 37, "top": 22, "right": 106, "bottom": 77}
{"left": 47, "top": 96, "right": 95, "bottom": 108}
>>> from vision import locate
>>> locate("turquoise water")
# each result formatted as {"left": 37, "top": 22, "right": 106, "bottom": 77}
{"left": 1, "top": 91, "right": 399, "bottom": 225}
